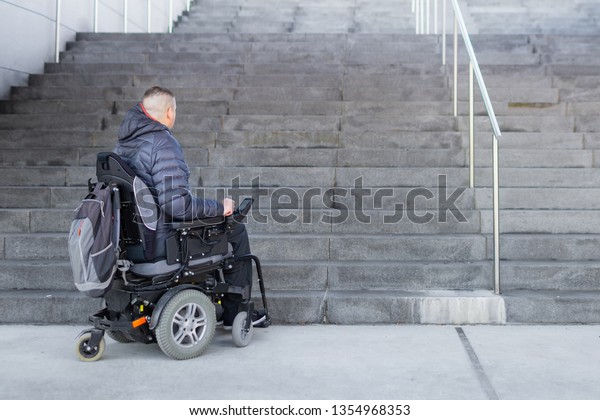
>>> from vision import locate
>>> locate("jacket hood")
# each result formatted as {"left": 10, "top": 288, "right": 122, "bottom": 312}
{"left": 117, "top": 103, "right": 169, "bottom": 143}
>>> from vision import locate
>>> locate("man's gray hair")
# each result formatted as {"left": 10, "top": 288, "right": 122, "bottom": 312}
{"left": 142, "top": 86, "right": 174, "bottom": 101}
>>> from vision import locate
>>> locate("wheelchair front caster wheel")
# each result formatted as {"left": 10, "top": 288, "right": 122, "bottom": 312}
{"left": 76, "top": 332, "right": 106, "bottom": 362}
{"left": 232, "top": 311, "right": 253, "bottom": 347}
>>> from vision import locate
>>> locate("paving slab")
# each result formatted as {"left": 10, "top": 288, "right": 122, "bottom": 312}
{"left": 0, "top": 324, "right": 599, "bottom": 401}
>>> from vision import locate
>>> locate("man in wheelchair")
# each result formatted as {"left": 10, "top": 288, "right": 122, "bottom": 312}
{"left": 75, "top": 86, "right": 269, "bottom": 361}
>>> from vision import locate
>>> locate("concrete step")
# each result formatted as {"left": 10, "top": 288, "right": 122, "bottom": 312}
{"left": 8, "top": 89, "right": 542, "bottom": 115}
{"left": 475, "top": 188, "right": 600, "bottom": 210}
{"left": 549, "top": 65, "right": 600, "bottom": 77}
{"left": 43, "top": 61, "right": 448, "bottom": 76}
{"left": 0, "top": 167, "right": 88, "bottom": 187}
{"left": 18, "top": 208, "right": 600, "bottom": 236}
{"left": 501, "top": 261, "right": 600, "bottom": 292}
{"left": 0, "top": 259, "right": 493, "bottom": 293}
{"left": 210, "top": 148, "right": 467, "bottom": 168}
{"left": 65, "top": 40, "right": 253, "bottom": 54}
{"left": 67, "top": 38, "right": 441, "bottom": 55}
{"left": 43, "top": 62, "right": 245, "bottom": 76}
{"left": 192, "top": 166, "right": 466, "bottom": 188}
{"left": 459, "top": 74, "right": 552, "bottom": 89}
{"left": 455, "top": 87, "right": 559, "bottom": 104}
{"left": 0, "top": 186, "right": 86, "bottom": 209}
{"left": 502, "top": 291, "right": 600, "bottom": 323}
{"left": 324, "top": 290, "right": 506, "bottom": 324}
{"left": 0, "top": 288, "right": 513, "bottom": 325}
{"left": 0, "top": 184, "right": 477, "bottom": 211}
{"left": 5, "top": 113, "right": 579, "bottom": 134}
{"left": 28, "top": 73, "right": 241, "bottom": 88}
{"left": 2, "top": 99, "right": 524, "bottom": 118}
{"left": 0, "top": 130, "right": 109, "bottom": 149}
{"left": 0, "top": 232, "right": 488, "bottom": 262}
{"left": 473, "top": 168, "right": 600, "bottom": 188}
{"left": 12, "top": 86, "right": 344, "bottom": 101}
{"left": 189, "top": 166, "right": 600, "bottom": 189}
{"left": 566, "top": 102, "right": 600, "bottom": 117}
{"left": 0, "top": 114, "right": 103, "bottom": 131}
{"left": 500, "top": 234, "right": 600, "bottom": 261}
{"left": 3, "top": 282, "right": 600, "bottom": 324}
{"left": 2, "top": 184, "right": 598, "bottom": 214}
{"left": 8, "top": 288, "right": 600, "bottom": 324}
{"left": 474, "top": 149, "right": 594, "bottom": 168}
{"left": 461, "top": 115, "right": 575, "bottom": 133}
{"left": 61, "top": 49, "right": 450, "bottom": 65}
{"left": 217, "top": 130, "right": 464, "bottom": 149}
{"left": 560, "top": 88, "right": 600, "bottom": 103}
{"left": 480, "top": 210, "right": 600, "bottom": 234}
{"left": 553, "top": 75, "right": 600, "bottom": 89}
{"left": 0, "top": 207, "right": 480, "bottom": 235}
{"left": 473, "top": 132, "right": 584, "bottom": 150}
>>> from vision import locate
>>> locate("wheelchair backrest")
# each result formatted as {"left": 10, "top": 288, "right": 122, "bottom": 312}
{"left": 96, "top": 152, "right": 159, "bottom": 262}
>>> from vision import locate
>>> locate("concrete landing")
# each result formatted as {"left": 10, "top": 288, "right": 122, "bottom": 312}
{"left": 1, "top": 324, "right": 599, "bottom": 400}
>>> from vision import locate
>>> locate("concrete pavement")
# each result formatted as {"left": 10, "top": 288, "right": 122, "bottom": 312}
{"left": 1, "top": 324, "right": 600, "bottom": 400}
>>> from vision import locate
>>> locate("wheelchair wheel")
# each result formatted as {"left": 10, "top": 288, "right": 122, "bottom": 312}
{"left": 232, "top": 311, "right": 253, "bottom": 347}
{"left": 155, "top": 289, "right": 216, "bottom": 360}
{"left": 75, "top": 331, "right": 106, "bottom": 362}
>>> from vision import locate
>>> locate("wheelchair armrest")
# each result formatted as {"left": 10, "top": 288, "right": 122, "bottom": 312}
{"left": 166, "top": 216, "right": 225, "bottom": 230}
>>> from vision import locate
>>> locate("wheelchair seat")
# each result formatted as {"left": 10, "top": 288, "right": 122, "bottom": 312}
{"left": 95, "top": 152, "right": 231, "bottom": 279}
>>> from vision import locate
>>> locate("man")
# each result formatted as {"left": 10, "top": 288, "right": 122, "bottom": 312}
{"left": 114, "top": 86, "right": 257, "bottom": 327}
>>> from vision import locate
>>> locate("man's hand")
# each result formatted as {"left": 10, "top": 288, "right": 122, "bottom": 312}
{"left": 223, "top": 198, "right": 235, "bottom": 216}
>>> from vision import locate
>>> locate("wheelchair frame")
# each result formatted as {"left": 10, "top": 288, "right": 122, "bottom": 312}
{"left": 75, "top": 153, "right": 270, "bottom": 361}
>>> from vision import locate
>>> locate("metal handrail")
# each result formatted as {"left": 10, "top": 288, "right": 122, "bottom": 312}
{"left": 449, "top": 0, "right": 501, "bottom": 137}
{"left": 55, "top": 0, "right": 194, "bottom": 63}
{"left": 413, "top": 0, "right": 502, "bottom": 295}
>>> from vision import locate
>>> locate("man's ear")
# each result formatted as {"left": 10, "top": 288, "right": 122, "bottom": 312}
{"left": 166, "top": 106, "right": 175, "bottom": 126}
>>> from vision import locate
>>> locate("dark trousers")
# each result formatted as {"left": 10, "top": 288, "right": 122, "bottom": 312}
{"left": 222, "top": 222, "right": 252, "bottom": 325}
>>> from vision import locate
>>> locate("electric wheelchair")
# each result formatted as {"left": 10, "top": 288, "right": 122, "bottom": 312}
{"left": 75, "top": 152, "right": 270, "bottom": 361}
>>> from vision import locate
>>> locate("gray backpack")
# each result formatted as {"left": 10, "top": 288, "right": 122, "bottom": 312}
{"left": 68, "top": 182, "right": 118, "bottom": 298}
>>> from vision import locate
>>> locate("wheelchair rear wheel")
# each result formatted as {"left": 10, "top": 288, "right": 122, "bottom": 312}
{"left": 155, "top": 289, "right": 216, "bottom": 360}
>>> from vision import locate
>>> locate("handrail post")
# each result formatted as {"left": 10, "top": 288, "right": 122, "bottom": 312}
{"left": 147, "top": 0, "right": 152, "bottom": 33}
{"left": 469, "top": 61, "right": 474, "bottom": 188}
{"left": 421, "top": 0, "right": 426, "bottom": 34}
{"left": 434, "top": 0, "right": 438, "bottom": 34}
{"left": 415, "top": 0, "right": 420, "bottom": 34}
{"left": 442, "top": 0, "right": 446, "bottom": 65}
{"left": 453, "top": 12, "right": 458, "bottom": 118}
{"left": 493, "top": 134, "right": 501, "bottom": 294}
{"left": 168, "top": 0, "right": 174, "bottom": 33}
{"left": 54, "top": 0, "right": 61, "bottom": 63}
{"left": 426, "top": 0, "right": 430, "bottom": 34}
{"left": 123, "top": 0, "right": 128, "bottom": 33}
{"left": 94, "top": 0, "right": 99, "bottom": 33}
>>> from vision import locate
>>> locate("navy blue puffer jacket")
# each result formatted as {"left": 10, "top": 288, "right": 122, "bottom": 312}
{"left": 114, "top": 103, "right": 223, "bottom": 258}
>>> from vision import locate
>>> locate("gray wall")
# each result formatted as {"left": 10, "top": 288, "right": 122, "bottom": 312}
{"left": 0, "top": 0, "right": 190, "bottom": 99}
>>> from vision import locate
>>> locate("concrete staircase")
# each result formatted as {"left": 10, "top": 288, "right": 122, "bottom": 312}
{"left": 460, "top": 0, "right": 600, "bottom": 35}
{"left": 1, "top": 0, "right": 600, "bottom": 324}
